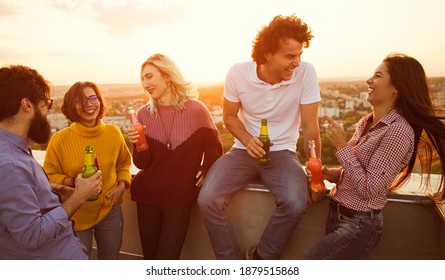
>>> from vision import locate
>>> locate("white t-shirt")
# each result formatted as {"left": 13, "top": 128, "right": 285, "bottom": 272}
{"left": 224, "top": 61, "right": 321, "bottom": 152}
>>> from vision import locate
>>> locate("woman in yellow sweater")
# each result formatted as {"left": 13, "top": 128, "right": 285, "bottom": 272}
{"left": 44, "top": 81, "right": 132, "bottom": 259}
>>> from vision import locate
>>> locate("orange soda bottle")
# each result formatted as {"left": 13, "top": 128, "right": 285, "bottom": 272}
{"left": 307, "top": 140, "right": 325, "bottom": 191}
{"left": 129, "top": 108, "right": 149, "bottom": 152}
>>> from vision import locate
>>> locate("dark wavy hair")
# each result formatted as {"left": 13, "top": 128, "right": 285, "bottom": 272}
{"left": 251, "top": 14, "right": 314, "bottom": 65}
{"left": 61, "top": 81, "right": 109, "bottom": 123}
{"left": 0, "top": 65, "right": 50, "bottom": 121}
{"left": 387, "top": 54, "right": 445, "bottom": 202}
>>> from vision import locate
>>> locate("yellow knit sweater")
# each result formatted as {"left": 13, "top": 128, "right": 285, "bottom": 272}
{"left": 43, "top": 120, "right": 132, "bottom": 231}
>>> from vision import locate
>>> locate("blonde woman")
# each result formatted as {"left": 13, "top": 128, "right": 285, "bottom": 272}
{"left": 129, "top": 54, "right": 223, "bottom": 259}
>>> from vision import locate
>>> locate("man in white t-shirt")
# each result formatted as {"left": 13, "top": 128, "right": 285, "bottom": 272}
{"left": 198, "top": 14, "right": 322, "bottom": 260}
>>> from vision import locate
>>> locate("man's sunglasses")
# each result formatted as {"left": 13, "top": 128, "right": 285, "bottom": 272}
{"left": 43, "top": 98, "right": 53, "bottom": 110}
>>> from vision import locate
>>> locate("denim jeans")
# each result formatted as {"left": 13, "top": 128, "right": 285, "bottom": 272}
{"left": 76, "top": 204, "right": 123, "bottom": 260}
{"left": 198, "top": 148, "right": 308, "bottom": 260}
{"left": 303, "top": 199, "right": 384, "bottom": 260}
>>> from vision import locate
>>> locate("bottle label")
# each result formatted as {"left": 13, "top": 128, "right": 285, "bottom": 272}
{"left": 258, "top": 119, "right": 270, "bottom": 165}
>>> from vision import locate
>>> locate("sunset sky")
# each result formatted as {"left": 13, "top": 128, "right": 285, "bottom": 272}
{"left": 1, "top": 0, "right": 445, "bottom": 86}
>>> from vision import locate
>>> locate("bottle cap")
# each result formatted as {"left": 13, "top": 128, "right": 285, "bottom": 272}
{"left": 308, "top": 140, "right": 315, "bottom": 148}
{"left": 129, "top": 108, "right": 139, "bottom": 124}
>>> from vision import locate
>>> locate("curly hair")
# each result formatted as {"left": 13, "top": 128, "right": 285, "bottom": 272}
{"left": 252, "top": 14, "right": 314, "bottom": 65}
{"left": 0, "top": 65, "right": 50, "bottom": 121}
{"left": 61, "top": 81, "right": 109, "bottom": 123}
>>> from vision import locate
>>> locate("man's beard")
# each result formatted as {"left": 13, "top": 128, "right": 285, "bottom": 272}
{"left": 28, "top": 108, "right": 51, "bottom": 144}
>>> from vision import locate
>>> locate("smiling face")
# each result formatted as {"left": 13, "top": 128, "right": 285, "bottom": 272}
{"left": 74, "top": 86, "right": 100, "bottom": 127}
{"left": 366, "top": 62, "right": 398, "bottom": 110}
{"left": 141, "top": 63, "right": 172, "bottom": 105}
{"left": 259, "top": 38, "right": 303, "bottom": 84}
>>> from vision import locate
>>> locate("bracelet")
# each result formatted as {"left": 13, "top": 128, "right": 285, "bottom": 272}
{"left": 70, "top": 177, "right": 76, "bottom": 188}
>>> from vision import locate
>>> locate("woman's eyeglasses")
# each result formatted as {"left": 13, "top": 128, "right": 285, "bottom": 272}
{"left": 82, "top": 95, "right": 99, "bottom": 104}
{"left": 86, "top": 95, "right": 99, "bottom": 103}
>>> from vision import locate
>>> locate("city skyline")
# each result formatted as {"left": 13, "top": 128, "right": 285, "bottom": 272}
{"left": 1, "top": 0, "right": 445, "bottom": 86}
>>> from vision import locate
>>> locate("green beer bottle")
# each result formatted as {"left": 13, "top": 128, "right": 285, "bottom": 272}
{"left": 82, "top": 145, "right": 99, "bottom": 201}
{"left": 258, "top": 119, "right": 270, "bottom": 165}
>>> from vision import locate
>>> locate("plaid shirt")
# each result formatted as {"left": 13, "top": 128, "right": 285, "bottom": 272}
{"left": 331, "top": 109, "right": 415, "bottom": 211}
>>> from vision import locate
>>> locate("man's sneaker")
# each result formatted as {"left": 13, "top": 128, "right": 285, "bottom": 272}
{"left": 244, "top": 246, "right": 256, "bottom": 260}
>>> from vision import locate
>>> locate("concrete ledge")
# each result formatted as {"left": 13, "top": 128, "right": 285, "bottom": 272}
{"left": 31, "top": 151, "right": 441, "bottom": 260}
{"left": 115, "top": 184, "right": 444, "bottom": 260}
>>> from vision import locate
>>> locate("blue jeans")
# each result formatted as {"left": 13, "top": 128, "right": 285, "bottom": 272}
{"left": 198, "top": 148, "right": 308, "bottom": 260}
{"left": 303, "top": 199, "right": 384, "bottom": 260}
{"left": 76, "top": 204, "right": 123, "bottom": 260}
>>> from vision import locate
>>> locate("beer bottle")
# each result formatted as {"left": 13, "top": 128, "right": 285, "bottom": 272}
{"left": 129, "top": 108, "right": 149, "bottom": 152}
{"left": 307, "top": 140, "right": 325, "bottom": 191}
{"left": 82, "top": 145, "right": 100, "bottom": 201}
{"left": 258, "top": 119, "right": 270, "bottom": 165}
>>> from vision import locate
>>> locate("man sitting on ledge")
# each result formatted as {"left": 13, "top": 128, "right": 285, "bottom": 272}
{"left": 198, "top": 14, "right": 322, "bottom": 260}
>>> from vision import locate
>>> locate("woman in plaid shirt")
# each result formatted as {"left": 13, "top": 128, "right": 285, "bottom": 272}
{"left": 304, "top": 53, "right": 445, "bottom": 259}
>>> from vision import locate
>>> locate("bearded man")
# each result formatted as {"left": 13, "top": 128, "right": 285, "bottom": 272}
{"left": 0, "top": 65, "right": 102, "bottom": 259}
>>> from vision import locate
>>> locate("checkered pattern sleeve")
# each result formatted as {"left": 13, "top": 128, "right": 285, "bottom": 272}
{"left": 333, "top": 110, "right": 415, "bottom": 211}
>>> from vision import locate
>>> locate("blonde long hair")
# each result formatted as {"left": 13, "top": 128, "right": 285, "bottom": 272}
{"left": 141, "top": 54, "right": 198, "bottom": 115}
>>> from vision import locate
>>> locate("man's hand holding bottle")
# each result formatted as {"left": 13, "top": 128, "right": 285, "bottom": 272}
{"left": 73, "top": 171, "right": 102, "bottom": 202}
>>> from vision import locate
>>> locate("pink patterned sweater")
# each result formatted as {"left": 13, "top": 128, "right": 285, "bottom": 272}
{"left": 130, "top": 99, "right": 223, "bottom": 205}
